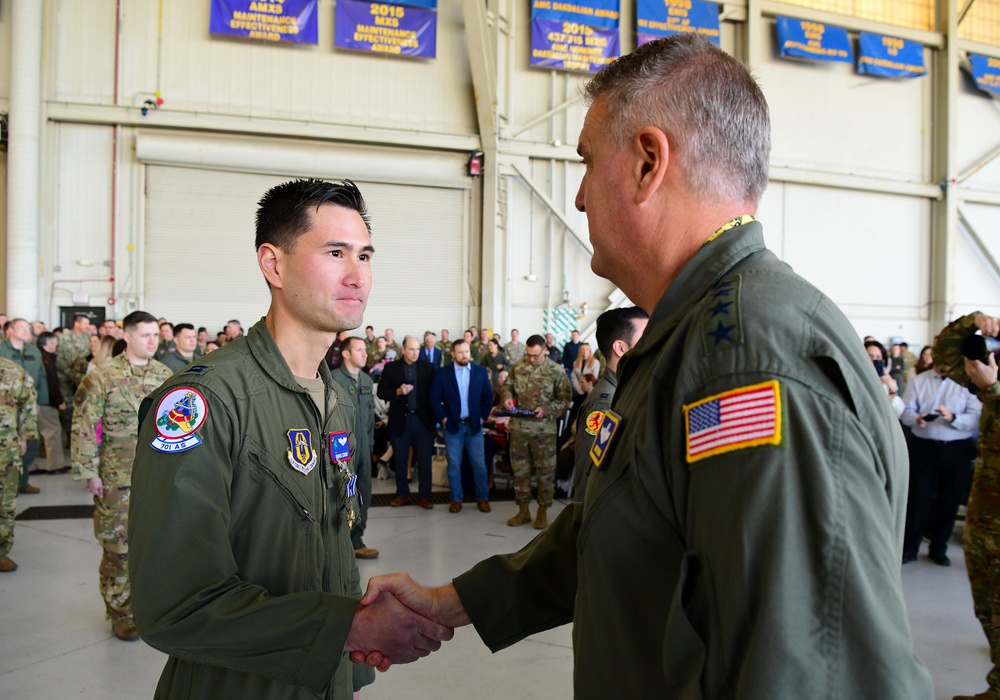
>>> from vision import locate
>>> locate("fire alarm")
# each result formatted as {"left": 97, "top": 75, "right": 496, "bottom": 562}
{"left": 468, "top": 151, "right": 483, "bottom": 177}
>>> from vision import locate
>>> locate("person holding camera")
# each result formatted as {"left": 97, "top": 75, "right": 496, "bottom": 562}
{"left": 933, "top": 312, "right": 1000, "bottom": 700}
{"left": 899, "top": 353, "right": 981, "bottom": 566}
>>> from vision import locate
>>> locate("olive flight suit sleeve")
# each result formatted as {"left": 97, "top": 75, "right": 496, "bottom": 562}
{"left": 452, "top": 502, "right": 582, "bottom": 650}
{"left": 129, "top": 384, "right": 362, "bottom": 693}
{"left": 663, "top": 372, "right": 928, "bottom": 699}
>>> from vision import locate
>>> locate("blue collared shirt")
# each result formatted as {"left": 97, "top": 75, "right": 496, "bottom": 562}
{"left": 900, "top": 369, "right": 982, "bottom": 441}
{"left": 454, "top": 362, "right": 470, "bottom": 419}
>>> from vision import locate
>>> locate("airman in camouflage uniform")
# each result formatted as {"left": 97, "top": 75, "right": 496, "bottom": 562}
{"left": 0, "top": 357, "right": 38, "bottom": 572}
{"left": 71, "top": 318, "right": 172, "bottom": 639}
{"left": 499, "top": 335, "right": 572, "bottom": 529}
{"left": 934, "top": 312, "right": 1000, "bottom": 700}
{"left": 56, "top": 317, "right": 92, "bottom": 401}
{"left": 439, "top": 330, "right": 453, "bottom": 358}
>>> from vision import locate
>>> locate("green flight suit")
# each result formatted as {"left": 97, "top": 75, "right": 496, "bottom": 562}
{"left": 571, "top": 367, "right": 616, "bottom": 503}
{"left": 129, "top": 318, "right": 374, "bottom": 699}
{"left": 454, "top": 221, "right": 932, "bottom": 698}
{"left": 159, "top": 349, "right": 199, "bottom": 374}
{"left": 331, "top": 365, "right": 375, "bottom": 551}
{"left": 933, "top": 312, "right": 1000, "bottom": 695}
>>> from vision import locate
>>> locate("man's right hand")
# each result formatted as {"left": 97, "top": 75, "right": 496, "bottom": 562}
{"left": 503, "top": 398, "right": 515, "bottom": 410}
{"left": 965, "top": 355, "right": 999, "bottom": 391}
{"left": 345, "top": 589, "right": 454, "bottom": 671}
{"left": 87, "top": 476, "right": 104, "bottom": 499}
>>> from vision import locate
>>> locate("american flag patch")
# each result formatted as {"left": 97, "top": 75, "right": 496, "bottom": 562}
{"left": 684, "top": 380, "right": 782, "bottom": 464}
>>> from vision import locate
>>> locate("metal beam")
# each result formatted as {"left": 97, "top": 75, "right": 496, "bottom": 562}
{"left": 958, "top": 0, "right": 977, "bottom": 26}
{"left": 957, "top": 144, "right": 1000, "bottom": 186}
{"left": 510, "top": 162, "right": 592, "bottom": 255}
{"left": 506, "top": 95, "right": 583, "bottom": 139}
{"left": 45, "top": 102, "right": 482, "bottom": 153}
{"left": 758, "top": 0, "right": 944, "bottom": 48}
{"left": 768, "top": 166, "right": 942, "bottom": 199}
{"left": 958, "top": 207, "right": 1000, "bottom": 286}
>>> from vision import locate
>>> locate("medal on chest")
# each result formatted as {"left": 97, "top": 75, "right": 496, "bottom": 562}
{"left": 329, "top": 430, "right": 358, "bottom": 530}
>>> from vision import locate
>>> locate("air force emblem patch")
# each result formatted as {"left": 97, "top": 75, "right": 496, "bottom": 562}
{"left": 287, "top": 429, "right": 318, "bottom": 475}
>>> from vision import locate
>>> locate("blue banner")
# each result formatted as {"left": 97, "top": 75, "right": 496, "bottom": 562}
{"left": 637, "top": 0, "right": 720, "bottom": 47}
{"left": 776, "top": 16, "right": 852, "bottom": 64}
{"left": 531, "top": 17, "right": 620, "bottom": 72}
{"left": 335, "top": 0, "right": 437, "bottom": 58}
{"left": 531, "top": 0, "right": 620, "bottom": 31}
{"left": 857, "top": 32, "right": 926, "bottom": 78}
{"left": 210, "top": 0, "right": 318, "bottom": 44}
{"left": 970, "top": 54, "right": 1000, "bottom": 97}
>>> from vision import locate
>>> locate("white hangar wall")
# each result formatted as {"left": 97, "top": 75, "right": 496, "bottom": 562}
{"left": 0, "top": 1, "right": 998, "bottom": 351}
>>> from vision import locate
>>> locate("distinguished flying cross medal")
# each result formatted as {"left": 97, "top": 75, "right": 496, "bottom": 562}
{"left": 589, "top": 410, "right": 621, "bottom": 469}
{"left": 286, "top": 429, "right": 317, "bottom": 475}
{"left": 150, "top": 388, "right": 209, "bottom": 453}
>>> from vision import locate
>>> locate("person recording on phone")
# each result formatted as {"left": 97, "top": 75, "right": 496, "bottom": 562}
{"left": 933, "top": 312, "right": 1000, "bottom": 700}
{"left": 865, "top": 340, "right": 905, "bottom": 417}
{"left": 899, "top": 351, "right": 981, "bottom": 566}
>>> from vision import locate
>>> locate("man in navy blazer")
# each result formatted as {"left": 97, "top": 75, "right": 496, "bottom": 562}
{"left": 429, "top": 338, "right": 494, "bottom": 513}
{"left": 421, "top": 332, "right": 443, "bottom": 367}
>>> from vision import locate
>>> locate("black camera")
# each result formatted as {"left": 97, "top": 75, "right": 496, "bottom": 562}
{"left": 960, "top": 335, "right": 1000, "bottom": 362}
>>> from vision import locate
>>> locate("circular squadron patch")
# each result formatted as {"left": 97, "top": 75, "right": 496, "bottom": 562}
{"left": 584, "top": 410, "right": 605, "bottom": 436}
{"left": 151, "top": 387, "right": 208, "bottom": 453}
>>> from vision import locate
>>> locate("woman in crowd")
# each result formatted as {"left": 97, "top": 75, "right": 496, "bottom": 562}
{"left": 571, "top": 343, "right": 601, "bottom": 397}
{"left": 865, "top": 339, "right": 905, "bottom": 418}
{"left": 915, "top": 345, "right": 934, "bottom": 374}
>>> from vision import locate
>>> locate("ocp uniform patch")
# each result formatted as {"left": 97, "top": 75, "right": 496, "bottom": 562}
{"left": 683, "top": 380, "right": 782, "bottom": 464}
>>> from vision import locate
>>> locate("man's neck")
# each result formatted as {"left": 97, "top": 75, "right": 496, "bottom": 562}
{"left": 7, "top": 337, "right": 23, "bottom": 351}
{"left": 265, "top": 307, "right": 333, "bottom": 379}
{"left": 177, "top": 349, "right": 194, "bottom": 360}
{"left": 124, "top": 349, "right": 149, "bottom": 367}
{"left": 344, "top": 363, "right": 361, "bottom": 378}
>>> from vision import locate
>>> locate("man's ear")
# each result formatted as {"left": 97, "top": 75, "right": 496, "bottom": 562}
{"left": 633, "top": 126, "right": 670, "bottom": 204}
{"left": 258, "top": 243, "right": 283, "bottom": 289}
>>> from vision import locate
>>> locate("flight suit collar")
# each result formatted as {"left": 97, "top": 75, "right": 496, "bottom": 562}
{"left": 623, "top": 221, "right": 766, "bottom": 369}
{"left": 245, "top": 317, "right": 335, "bottom": 394}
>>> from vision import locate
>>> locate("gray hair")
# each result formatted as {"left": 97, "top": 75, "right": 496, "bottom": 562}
{"left": 584, "top": 34, "right": 770, "bottom": 205}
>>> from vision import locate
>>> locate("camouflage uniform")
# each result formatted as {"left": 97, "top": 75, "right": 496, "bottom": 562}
{"left": 365, "top": 347, "right": 386, "bottom": 370}
{"left": 71, "top": 353, "right": 172, "bottom": 621}
{"left": 56, "top": 330, "right": 90, "bottom": 401}
{"left": 0, "top": 358, "right": 38, "bottom": 558}
{"left": 470, "top": 339, "right": 486, "bottom": 365}
{"left": 500, "top": 357, "right": 572, "bottom": 506}
{"left": 934, "top": 312, "right": 1000, "bottom": 697}
{"left": 504, "top": 340, "right": 526, "bottom": 363}
{"left": 439, "top": 339, "right": 454, "bottom": 358}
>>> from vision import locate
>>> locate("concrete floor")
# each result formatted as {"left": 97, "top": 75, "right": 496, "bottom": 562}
{"left": 0, "top": 462, "right": 992, "bottom": 699}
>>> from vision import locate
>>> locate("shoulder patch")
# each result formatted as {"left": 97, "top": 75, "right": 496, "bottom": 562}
{"left": 150, "top": 388, "right": 208, "bottom": 453}
{"left": 700, "top": 275, "right": 742, "bottom": 356}
{"left": 287, "top": 429, "right": 318, "bottom": 475}
{"left": 584, "top": 410, "right": 605, "bottom": 436}
{"left": 182, "top": 364, "right": 213, "bottom": 376}
{"left": 684, "top": 380, "right": 782, "bottom": 464}
{"left": 589, "top": 410, "right": 622, "bottom": 469}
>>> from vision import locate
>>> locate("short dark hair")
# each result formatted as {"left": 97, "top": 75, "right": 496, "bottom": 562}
{"left": 451, "top": 338, "right": 468, "bottom": 351}
{"left": 37, "top": 332, "right": 56, "bottom": 348}
{"left": 159, "top": 321, "right": 173, "bottom": 331}
{"left": 123, "top": 311, "right": 158, "bottom": 333}
{"left": 173, "top": 323, "right": 194, "bottom": 334}
{"left": 73, "top": 314, "right": 89, "bottom": 326}
{"left": 255, "top": 179, "right": 371, "bottom": 253}
{"left": 341, "top": 336, "right": 363, "bottom": 354}
{"left": 526, "top": 334, "right": 546, "bottom": 349}
{"left": 197, "top": 326, "right": 207, "bottom": 333}
{"left": 365, "top": 325, "right": 373, "bottom": 331}
{"left": 595, "top": 306, "right": 649, "bottom": 358}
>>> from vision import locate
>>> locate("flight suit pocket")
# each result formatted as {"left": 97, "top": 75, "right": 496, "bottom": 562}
{"left": 663, "top": 552, "right": 708, "bottom": 700}
{"left": 235, "top": 450, "right": 318, "bottom": 593}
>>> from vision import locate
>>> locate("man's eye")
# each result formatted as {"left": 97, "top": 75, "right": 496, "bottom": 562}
{"left": 359, "top": 254, "right": 370, "bottom": 262}
{"left": 330, "top": 250, "right": 342, "bottom": 257}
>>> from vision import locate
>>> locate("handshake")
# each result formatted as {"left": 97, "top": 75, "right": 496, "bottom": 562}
{"left": 344, "top": 573, "right": 471, "bottom": 671}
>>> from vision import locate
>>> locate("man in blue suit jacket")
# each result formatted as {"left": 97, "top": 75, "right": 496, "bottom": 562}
{"left": 429, "top": 338, "right": 494, "bottom": 512}
{"left": 421, "top": 332, "right": 443, "bottom": 367}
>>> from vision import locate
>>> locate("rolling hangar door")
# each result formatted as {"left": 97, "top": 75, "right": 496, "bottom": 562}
{"left": 140, "top": 134, "right": 471, "bottom": 339}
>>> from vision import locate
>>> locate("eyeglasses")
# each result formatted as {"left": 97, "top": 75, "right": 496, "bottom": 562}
{"left": 525, "top": 350, "right": 543, "bottom": 358}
